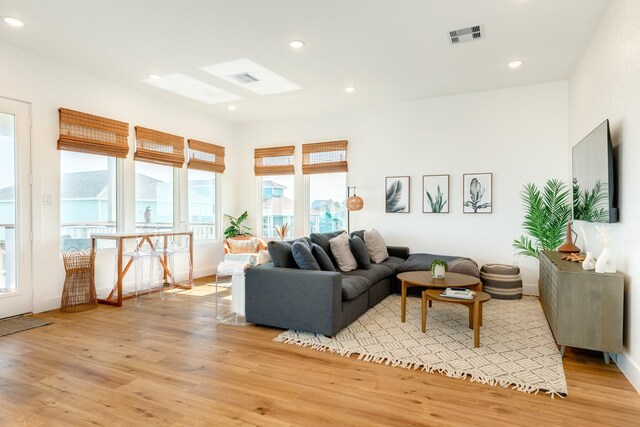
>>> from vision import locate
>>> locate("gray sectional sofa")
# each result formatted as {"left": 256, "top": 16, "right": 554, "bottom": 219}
{"left": 245, "top": 230, "right": 478, "bottom": 336}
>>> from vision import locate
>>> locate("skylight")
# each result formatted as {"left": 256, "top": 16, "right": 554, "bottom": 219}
{"left": 142, "top": 73, "right": 241, "bottom": 104}
{"left": 200, "top": 58, "right": 301, "bottom": 95}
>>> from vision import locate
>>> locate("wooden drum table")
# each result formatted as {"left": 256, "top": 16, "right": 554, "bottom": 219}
{"left": 396, "top": 271, "right": 482, "bottom": 322}
{"left": 422, "top": 289, "right": 491, "bottom": 348}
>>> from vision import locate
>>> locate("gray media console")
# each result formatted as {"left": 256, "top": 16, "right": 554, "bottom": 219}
{"left": 538, "top": 250, "right": 624, "bottom": 364}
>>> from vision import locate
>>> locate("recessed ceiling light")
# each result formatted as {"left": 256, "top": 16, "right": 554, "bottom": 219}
{"left": 508, "top": 60, "right": 523, "bottom": 69}
{"left": 289, "top": 40, "right": 305, "bottom": 49}
{"left": 227, "top": 105, "right": 236, "bottom": 111}
{"left": 148, "top": 74, "right": 161, "bottom": 80}
{"left": 3, "top": 17, "right": 24, "bottom": 27}
{"left": 345, "top": 86, "right": 357, "bottom": 93}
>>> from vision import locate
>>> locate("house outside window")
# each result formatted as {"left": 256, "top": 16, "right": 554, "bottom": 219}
{"left": 60, "top": 151, "right": 117, "bottom": 250}
{"left": 188, "top": 169, "right": 216, "bottom": 240}
{"left": 308, "top": 172, "right": 347, "bottom": 233}
{"left": 135, "top": 161, "right": 174, "bottom": 230}
{"left": 261, "top": 175, "right": 294, "bottom": 239}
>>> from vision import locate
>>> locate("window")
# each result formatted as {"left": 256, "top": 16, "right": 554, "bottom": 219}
{"left": 261, "top": 175, "right": 294, "bottom": 239}
{"left": 60, "top": 151, "right": 117, "bottom": 250}
{"left": 308, "top": 172, "right": 347, "bottom": 233}
{"left": 135, "top": 162, "right": 174, "bottom": 230}
{"left": 188, "top": 169, "right": 216, "bottom": 240}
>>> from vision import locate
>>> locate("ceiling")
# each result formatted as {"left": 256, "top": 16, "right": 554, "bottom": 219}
{"left": 0, "top": 0, "right": 609, "bottom": 123}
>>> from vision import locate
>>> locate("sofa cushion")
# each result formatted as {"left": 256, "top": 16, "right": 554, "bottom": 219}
{"left": 329, "top": 232, "right": 358, "bottom": 272}
{"left": 267, "top": 237, "right": 312, "bottom": 268}
{"left": 342, "top": 263, "right": 393, "bottom": 285}
{"left": 448, "top": 258, "right": 480, "bottom": 279}
{"left": 379, "top": 256, "right": 406, "bottom": 273}
{"left": 292, "top": 242, "right": 321, "bottom": 270}
{"left": 395, "top": 253, "right": 459, "bottom": 274}
{"left": 311, "top": 243, "right": 336, "bottom": 272}
{"left": 341, "top": 275, "right": 371, "bottom": 301}
{"left": 349, "top": 236, "right": 371, "bottom": 269}
{"left": 310, "top": 230, "right": 344, "bottom": 267}
{"left": 364, "top": 229, "right": 389, "bottom": 263}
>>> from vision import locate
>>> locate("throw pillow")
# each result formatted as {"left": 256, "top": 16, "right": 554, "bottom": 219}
{"left": 364, "top": 228, "right": 389, "bottom": 264}
{"left": 227, "top": 237, "right": 258, "bottom": 254}
{"left": 349, "top": 229, "right": 365, "bottom": 242}
{"left": 257, "top": 249, "right": 272, "bottom": 265}
{"left": 311, "top": 243, "right": 336, "bottom": 272}
{"left": 349, "top": 236, "right": 371, "bottom": 269}
{"left": 310, "top": 230, "right": 343, "bottom": 267}
{"left": 267, "top": 238, "right": 312, "bottom": 268}
{"left": 329, "top": 232, "right": 358, "bottom": 272}
{"left": 292, "top": 242, "right": 321, "bottom": 270}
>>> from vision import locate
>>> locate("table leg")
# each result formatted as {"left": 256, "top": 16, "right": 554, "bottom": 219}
{"left": 401, "top": 281, "right": 407, "bottom": 322}
{"left": 117, "top": 238, "right": 123, "bottom": 307}
{"left": 421, "top": 291, "right": 427, "bottom": 333}
{"left": 189, "top": 233, "right": 194, "bottom": 289}
{"left": 468, "top": 305, "right": 474, "bottom": 329}
{"left": 473, "top": 300, "right": 481, "bottom": 347}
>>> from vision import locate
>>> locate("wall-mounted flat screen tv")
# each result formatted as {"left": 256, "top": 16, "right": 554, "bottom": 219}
{"left": 572, "top": 119, "right": 618, "bottom": 223}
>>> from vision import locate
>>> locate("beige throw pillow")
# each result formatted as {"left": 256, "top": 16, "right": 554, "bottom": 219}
{"left": 364, "top": 229, "right": 389, "bottom": 263}
{"left": 329, "top": 232, "right": 358, "bottom": 272}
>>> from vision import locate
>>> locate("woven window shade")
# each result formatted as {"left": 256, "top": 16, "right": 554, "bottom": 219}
{"left": 302, "top": 140, "right": 348, "bottom": 174}
{"left": 188, "top": 139, "right": 225, "bottom": 173}
{"left": 134, "top": 126, "right": 185, "bottom": 168}
{"left": 57, "top": 108, "right": 129, "bottom": 158}
{"left": 254, "top": 145, "right": 295, "bottom": 176}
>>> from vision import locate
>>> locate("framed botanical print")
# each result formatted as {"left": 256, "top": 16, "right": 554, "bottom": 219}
{"left": 463, "top": 173, "right": 492, "bottom": 213}
{"left": 385, "top": 176, "right": 410, "bottom": 213}
{"left": 423, "top": 175, "right": 449, "bottom": 213}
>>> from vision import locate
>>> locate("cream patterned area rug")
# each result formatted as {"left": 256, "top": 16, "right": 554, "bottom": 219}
{"left": 275, "top": 294, "right": 567, "bottom": 397}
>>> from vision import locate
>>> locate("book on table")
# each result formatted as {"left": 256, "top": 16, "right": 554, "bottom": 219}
{"left": 440, "top": 287, "right": 475, "bottom": 300}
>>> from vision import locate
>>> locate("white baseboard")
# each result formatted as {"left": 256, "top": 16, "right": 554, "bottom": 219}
{"left": 523, "top": 283, "right": 539, "bottom": 296}
{"left": 616, "top": 352, "right": 640, "bottom": 394}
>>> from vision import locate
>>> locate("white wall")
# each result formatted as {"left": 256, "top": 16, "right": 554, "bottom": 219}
{"left": 568, "top": 0, "right": 640, "bottom": 392}
{"left": 236, "top": 81, "right": 569, "bottom": 289}
{"left": 0, "top": 42, "right": 237, "bottom": 313}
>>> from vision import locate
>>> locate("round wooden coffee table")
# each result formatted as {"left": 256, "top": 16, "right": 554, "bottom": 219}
{"left": 422, "top": 289, "right": 491, "bottom": 348}
{"left": 397, "top": 271, "right": 482, "bottom": 322}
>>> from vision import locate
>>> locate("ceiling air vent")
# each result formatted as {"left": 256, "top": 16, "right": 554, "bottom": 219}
{"left": 449, "top": 25, "right": 484, "bottom": 44}
{"left": 229, "top": 72, "right": 259, "bottom": 84}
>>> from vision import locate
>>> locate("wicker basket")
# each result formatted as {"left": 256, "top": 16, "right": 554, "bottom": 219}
{"left": 61, "top": 249, "right": 98, "bottom": 312}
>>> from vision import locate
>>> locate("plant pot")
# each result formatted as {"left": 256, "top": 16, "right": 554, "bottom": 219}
{"left": 433, "top": 265, "right": 446, "bottom": 279}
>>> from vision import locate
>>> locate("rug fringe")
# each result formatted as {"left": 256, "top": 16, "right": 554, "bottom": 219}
{"left": 273, "top": 333, "right": 565, "bottom": 398}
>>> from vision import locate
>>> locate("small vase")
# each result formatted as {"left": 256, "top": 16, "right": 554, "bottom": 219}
{"left": 433, "top": 265, "right": 446, "bottom": 278}
{"left": 595, "top": 248, "right": 616, "bottom": 273}
{"left": 582, "top": 252, "right": 596, "bottom": 270}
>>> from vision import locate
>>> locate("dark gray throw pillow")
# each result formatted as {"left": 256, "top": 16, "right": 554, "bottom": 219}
{"left": 349, "top": 236, "right": 371, "bottom": 269}
{"left": 292, "top": 241, "right": 321, "bottom": 270}
{"left": 267, "top": 238, "right": 312, "bottom": 268}
{"left": 311, "top": 243, "right": 336, "bottom": 272}
{"left": 349, "top": 229, "right": 365, "bottom": 242}
{"left": 310, "top": 231, "right": 343, "bottom": 267}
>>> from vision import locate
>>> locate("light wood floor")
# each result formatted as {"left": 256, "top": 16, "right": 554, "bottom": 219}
{"left": 1, "top": 277, "right": 639, "bottom": 426}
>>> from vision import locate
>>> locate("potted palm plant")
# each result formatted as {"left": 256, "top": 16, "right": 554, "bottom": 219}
{"left": 513, "top": 179, "right": 571, "bottom": 258}
{"left": 430, "top": 259, "right": 448, "bottom": 278}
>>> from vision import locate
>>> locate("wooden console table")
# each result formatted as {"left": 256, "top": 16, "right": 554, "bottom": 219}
{"left": 539, "top": 250, "right": 624, "bottom": 363}
{"left": 91, "top": 231, "right": 193, "bottom": 307}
